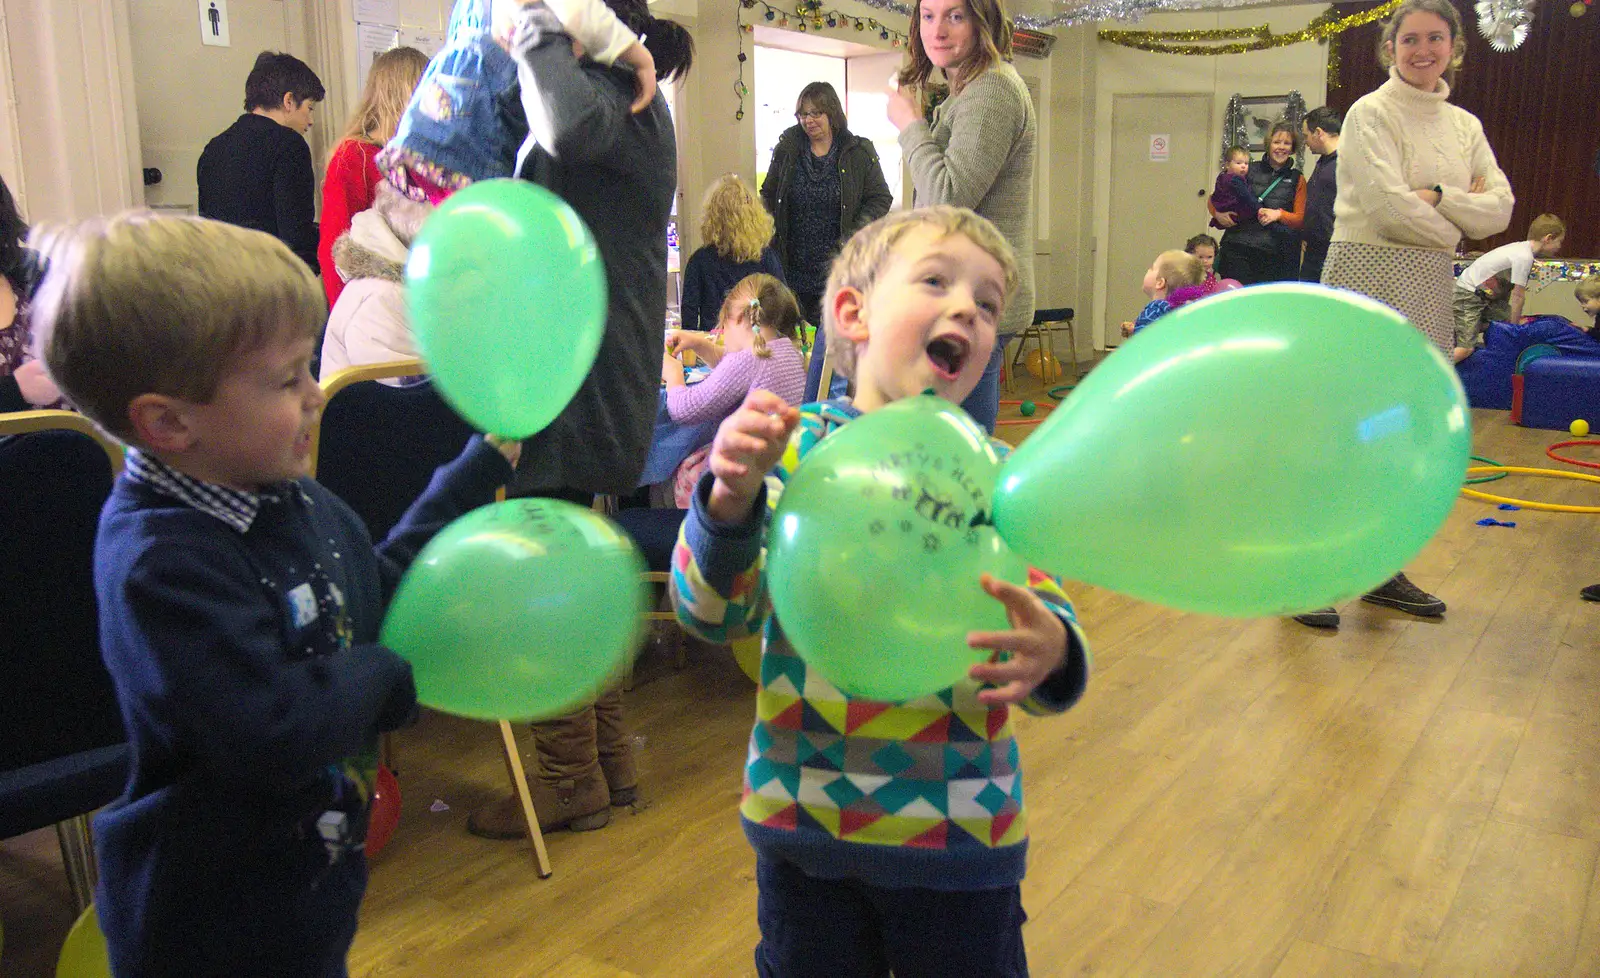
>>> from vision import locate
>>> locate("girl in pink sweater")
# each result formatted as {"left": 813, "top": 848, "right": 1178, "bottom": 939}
{"left": 661, "top": 274, "right": 808, "bottom": 505}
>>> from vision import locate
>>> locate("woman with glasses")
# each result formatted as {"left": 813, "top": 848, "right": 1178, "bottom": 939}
{"left": 761, "top": 81, "right": 894, "bottom": 401}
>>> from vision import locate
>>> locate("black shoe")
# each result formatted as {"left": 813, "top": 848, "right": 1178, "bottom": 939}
{"left": 1582, "top": 584, "right": 1600, "bottom": 602}
{"left": 1361, "top": 573, "right": 1445, "bottom": 617}
{"left": 1292, "top": 607, "right": 1339, "bottom": 628}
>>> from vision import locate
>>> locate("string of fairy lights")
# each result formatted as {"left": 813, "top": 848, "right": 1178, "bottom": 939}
{"left": 733, "top": 0, "right": 910, "bottom": 121}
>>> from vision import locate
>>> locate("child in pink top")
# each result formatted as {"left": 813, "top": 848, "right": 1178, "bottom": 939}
{"left": 662, "top": 274, "right": 808, "bottom": 505}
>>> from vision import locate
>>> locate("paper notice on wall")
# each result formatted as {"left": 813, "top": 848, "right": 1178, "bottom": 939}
{"left": 353, "top": 0, "right": 400, "bottom": 25}
{"left": 400, "top": 28, "right": 447, "bottom": 58}
{"left": 357, "top": 23, "right": 401, "bottom": 81}
{"left": 198, "top": 0, "right": 230, "bottom": 46}
{"left": 1149, "top": 134, "right": 1170, "bottom": 162}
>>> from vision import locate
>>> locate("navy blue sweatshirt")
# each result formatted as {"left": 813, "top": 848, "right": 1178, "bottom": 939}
{"left": 679, "top": 244, "right": 786, "bottom": 332}
{"left": 1303, "top": 151, "right": 1338, "bottom": 247}
{"left": 92, "top": 437, "right": 510, "bottom": 978}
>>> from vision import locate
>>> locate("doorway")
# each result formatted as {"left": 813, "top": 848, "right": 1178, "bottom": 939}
{"left": 1105, "top": 93, "right": 1211, "bottom": 345}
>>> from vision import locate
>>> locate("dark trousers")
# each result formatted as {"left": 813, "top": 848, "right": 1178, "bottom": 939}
{"left": 1219, "top": 239, "right": 1297, "bottom": 286}
{"left": 753, "top": 855, "right": 1028, "bottom": 978}
{"left": 1299, "top": 240, "right": 1329, "bottom": 283}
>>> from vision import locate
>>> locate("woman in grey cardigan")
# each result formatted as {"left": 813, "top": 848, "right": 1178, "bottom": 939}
{"left": 889, "top": 0, "right": 1035, "bottom": 433}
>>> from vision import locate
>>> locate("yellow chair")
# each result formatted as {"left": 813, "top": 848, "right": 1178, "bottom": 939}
{"left": 1007, "top": 306, "right": 1077, "bottom": 392}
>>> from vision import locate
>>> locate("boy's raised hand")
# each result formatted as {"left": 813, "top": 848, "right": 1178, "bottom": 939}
{"left": 706, "top": 389, "right": 799, "bottom": 524}
{"left": 966, "top": 573, "right": 1068, "bottom": 706}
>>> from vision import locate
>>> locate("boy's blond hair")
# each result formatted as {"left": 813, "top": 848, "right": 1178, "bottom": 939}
{"left": 1577, "top": 273, "right": 1600, "bottom": 306}
{"left": 31, "top": 213, "right": 325, "bottom": 443}
{"left": 822, "top": 206, "right": 1017, "bottom": 382}
{"left": 1527, "top": 213, "right": 1565, "bottom": 243}
{"left": 1154, "top": 249, "right": 1203, "bottom": 290}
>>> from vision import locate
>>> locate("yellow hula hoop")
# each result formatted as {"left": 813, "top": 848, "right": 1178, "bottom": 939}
{"left": 1460, "top": 466, "right": 1600, "bottom": 513}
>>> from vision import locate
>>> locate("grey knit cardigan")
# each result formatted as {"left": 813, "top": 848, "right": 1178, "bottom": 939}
{"left": 898, "top": 61, "right": 1037, "bottom": 338}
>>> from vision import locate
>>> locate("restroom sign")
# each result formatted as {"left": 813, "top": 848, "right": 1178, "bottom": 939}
{"left": 199, "top": 0, "right": 230, "bottom": 46}
{"left": 1149, "top": 134, "right": 1169, "bottom": 162}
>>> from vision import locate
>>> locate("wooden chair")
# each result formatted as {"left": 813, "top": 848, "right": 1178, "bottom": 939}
{"left": 312, "top": 362, "right": 553, "bottom": 877}
{"left": 600, "top": 498, "right": 689, "bottom": 690}
{"left": 1007, "top": 306, "right": 1078, "bottom": 392}
{"left": 0, "top": 411, "right": 128, "bottom": 911}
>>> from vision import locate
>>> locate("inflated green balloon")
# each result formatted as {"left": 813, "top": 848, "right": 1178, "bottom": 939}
{"left": 382, "top": 500, "right": 645, "bottom": 721}
{"left": 56, "top": 905, "right": 110, "bottom": 978}
{"left": 768, "top": 396, "right": 1028, "bottom": 701}
{"left": 993, "top": 284, "right": 1470, "bottom": 616}
{"left": 405, "top": 179, "right": 606, "bottom": 438}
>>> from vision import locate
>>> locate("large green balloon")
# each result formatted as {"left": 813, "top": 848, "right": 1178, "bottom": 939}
{"left": 405, "top": 179, "right": 606, "bottom": 438}
{"left": 768, "top": 396, "right": 1028, "bottom": 702}
{"left": 56, "top": 905, "right": 110, "bottom": 978}
{"left": 993, "top": 284, "right": 1470, "bottom": 616}
{"left": 381, "top": 500, "right": 645, "bottom": 721}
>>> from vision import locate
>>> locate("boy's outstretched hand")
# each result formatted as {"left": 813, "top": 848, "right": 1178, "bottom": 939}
{"left": 967, "top": 573, "right": 1068, "bottom": 705}
{"left": 707, "top": 389, "right": 799, "bottom": 524}
{"left": 485, "top": 433, "right": 523, "bottom": 468}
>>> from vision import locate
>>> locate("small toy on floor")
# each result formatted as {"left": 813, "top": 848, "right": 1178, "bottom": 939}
{"left": 1573, "top": 418, "right": 1590, "bottom": 437}
{"left": 1476, "top": 517, "right": 1517, "bottom": 527}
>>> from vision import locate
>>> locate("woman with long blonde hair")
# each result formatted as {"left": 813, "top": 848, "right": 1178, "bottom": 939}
{"left": 887, "top": 0, "right": 1035, "bottom": 433}
{"left": 679, "top": 174, "right": 786, "bottom": 331}
{"left": 317, "top": 46, "right": 429, "bottom": 307}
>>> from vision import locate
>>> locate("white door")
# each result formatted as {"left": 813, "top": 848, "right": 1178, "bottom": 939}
{"left": 1106, "top": 93, "right": 1211, "bottom": 346}
{"left": 128, "top": 0, "right": 308, "bottom": 213}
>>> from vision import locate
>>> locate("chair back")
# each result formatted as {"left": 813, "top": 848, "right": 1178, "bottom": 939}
{"left": 0, "top": 412, "right": 125, "bottom": 774}
{"left": 312, "top": 361, "right": 478, "bottom": 541}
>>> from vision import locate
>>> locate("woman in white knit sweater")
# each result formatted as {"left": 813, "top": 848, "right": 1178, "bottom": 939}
{"left": 1296, "top": 0, "right": 1513, "bottom": 631}
{"left": 888, "top": 0, "right": 1035, "bottom": 433}
{"left": 1323, "top": 0, "right": 1512, "bottom": 350}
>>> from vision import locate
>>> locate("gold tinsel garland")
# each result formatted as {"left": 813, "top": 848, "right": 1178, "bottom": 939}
{"left": 1098, "top": 0, "right": 1403, "bottom": 88}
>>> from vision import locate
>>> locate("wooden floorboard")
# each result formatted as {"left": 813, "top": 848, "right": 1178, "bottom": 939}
{"left": 5, "top": 401, "right": 1600, "bottom": 978}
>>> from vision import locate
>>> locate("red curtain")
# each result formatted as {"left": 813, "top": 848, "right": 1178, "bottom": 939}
{"left": 1328, "top": 0, "right": 1600, "bottom": 256}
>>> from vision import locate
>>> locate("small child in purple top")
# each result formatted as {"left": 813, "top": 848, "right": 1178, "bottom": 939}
{"left": 662, "top": 273, "right": 808, "bottom": 424}
{"left": 1209, "top": 146, "right": 1262, "bottom": 231}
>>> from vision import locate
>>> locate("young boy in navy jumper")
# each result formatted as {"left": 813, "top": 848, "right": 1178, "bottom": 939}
{"left": 672, "top": 207, "right": 1092, "bottom": 977}
{"left": 31, "top": 213, "right": 518, "bottom": 978}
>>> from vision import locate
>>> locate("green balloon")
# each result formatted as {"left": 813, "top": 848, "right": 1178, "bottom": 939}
{"left": 767, "top": 396, "right": 1028, "bottom": 702}
{"left": 405, "top": 179, "right": 606, "bottom": 438}
{"left": 381, "top": 500, "right": 645, "bottom": 721}
{"left": 993, "top": 284, "right": 1470, "bottom": 616}
{"left": 56, "top": 905, "right": 110, "bottom": 978}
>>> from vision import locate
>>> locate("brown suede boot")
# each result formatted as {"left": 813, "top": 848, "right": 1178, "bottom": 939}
{"left": 467, "top": 704, "right": 610, "bottom": 838}
{"left": 594, "top": 687, "right": 637, "bottom": 807}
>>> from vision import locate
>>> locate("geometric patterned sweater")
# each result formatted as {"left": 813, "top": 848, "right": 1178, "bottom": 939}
{"left": 671, "top": 400, "right": 1091, "bottom": 891}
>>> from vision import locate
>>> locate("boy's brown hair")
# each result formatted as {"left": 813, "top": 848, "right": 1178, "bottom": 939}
{"left": 30, "top": 213, "right": 324, "bottom": 443}
{"left": 1527, "top": 213, "right": 1565, "bottom": 243}
{"left": 1576, "top": 273, "right": 1600, "bottom": 306}
{"left": 1154, "top": 249, "right": 1204, "bottom": 290}
{"left": 822, "top": 206, "right": 1017, "bottom": 382}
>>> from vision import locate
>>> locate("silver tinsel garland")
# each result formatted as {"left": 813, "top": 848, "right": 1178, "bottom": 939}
{"left": 849, "top": 0, "right": 1220, "bottom": 28}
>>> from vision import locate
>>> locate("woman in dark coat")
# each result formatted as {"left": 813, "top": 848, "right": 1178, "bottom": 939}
{"left": 468, "top": 0, "right": 693, "bottom": 840}
{"left": 761, "top": 81, "right": 893, "bottom": 401}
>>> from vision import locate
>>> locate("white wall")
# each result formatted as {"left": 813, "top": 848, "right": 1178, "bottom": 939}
{"left": 1, "top": 0, "right": 143, "bottom": 221}
{"left": 1090, "top": 3, "right": 1330, "bottom": 347}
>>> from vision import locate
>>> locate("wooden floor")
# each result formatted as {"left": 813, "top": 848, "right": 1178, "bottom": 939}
{"left": 6, "top": 390, "right": 1600, "bottom": 977}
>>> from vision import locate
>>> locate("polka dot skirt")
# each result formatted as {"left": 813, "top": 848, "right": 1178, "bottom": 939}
{"left": 1321, "top": 241, "right": 1456, "bottom": 353}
